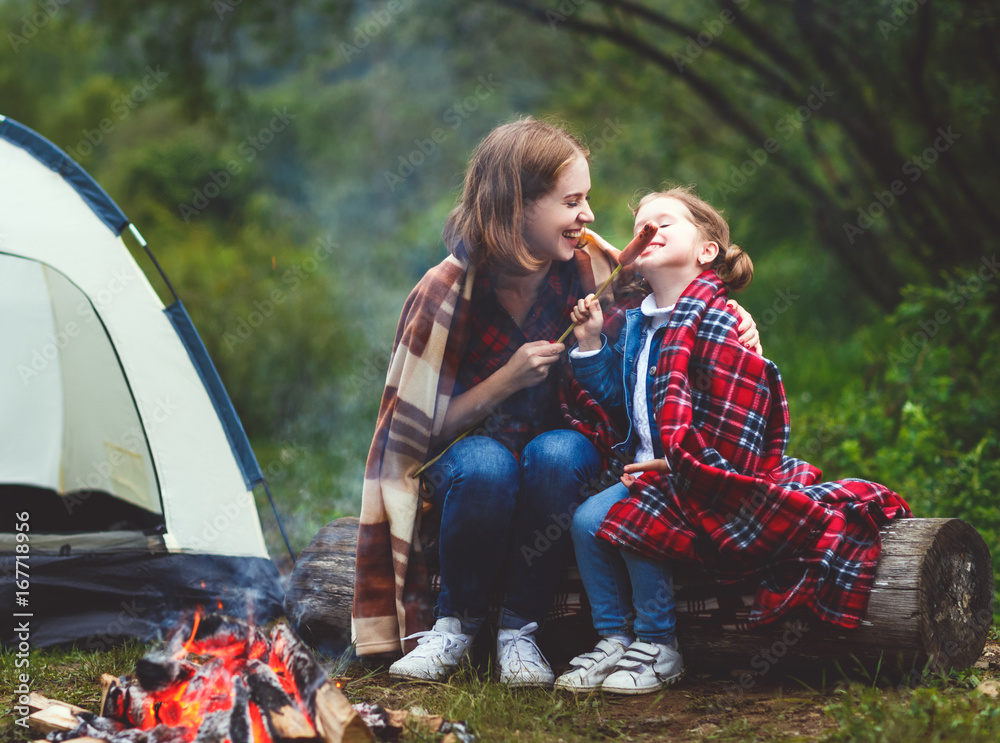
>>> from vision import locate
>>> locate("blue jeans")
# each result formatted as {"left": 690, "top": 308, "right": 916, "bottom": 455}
{"left": 423, "top": 430, "right": 601, "bottom": 635}
{"left": 571, "top": 483, "right": 676, "bottom": 644}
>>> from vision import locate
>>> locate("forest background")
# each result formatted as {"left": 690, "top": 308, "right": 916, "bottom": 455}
{"left": 3, "top": 0, "right": 998, "bottom": 612}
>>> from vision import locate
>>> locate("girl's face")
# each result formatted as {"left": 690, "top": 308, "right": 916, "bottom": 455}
{"left": 522, "top": 154, "right": 595, "bottom": 264}
{"left": 632, "top": 197, "right": 717, "bottom": 277}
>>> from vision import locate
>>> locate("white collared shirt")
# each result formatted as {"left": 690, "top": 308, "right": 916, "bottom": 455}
{"left": 633, "top": 293, "right": 674, "bottom": 465}
{"left": 571, "top": 293, "right": 673, "bottom": 472}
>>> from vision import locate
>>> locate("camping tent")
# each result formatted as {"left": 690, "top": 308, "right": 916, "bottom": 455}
{"left": 0, "top": 115, "right": 285, "bottom": 647}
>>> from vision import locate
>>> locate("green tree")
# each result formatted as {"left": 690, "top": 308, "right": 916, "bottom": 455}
{"left": 490, "top": 0, "right": 1000, "bottom": 310}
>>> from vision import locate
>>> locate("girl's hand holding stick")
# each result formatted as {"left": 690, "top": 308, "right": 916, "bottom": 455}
{"left": 555, "top": 221, "right": 659, "bottom": 343}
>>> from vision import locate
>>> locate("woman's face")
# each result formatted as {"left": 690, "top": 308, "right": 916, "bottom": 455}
{"left": 522, "top": 154, "right": 594, "bottom": 265}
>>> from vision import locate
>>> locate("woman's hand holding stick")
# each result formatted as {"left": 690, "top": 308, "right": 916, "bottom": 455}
{"left": 413, "top": 223, "right": 659, "bottom": 478}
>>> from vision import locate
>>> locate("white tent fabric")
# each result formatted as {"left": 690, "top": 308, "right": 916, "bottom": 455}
{"left": 0, "top": 116, "right": 269, "bottom": 559}
{"left": 0, "top": 256, "right": 158, "bottom": 511}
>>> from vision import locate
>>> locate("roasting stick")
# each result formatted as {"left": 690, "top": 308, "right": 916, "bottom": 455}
{"left": 412, "top": 223, "right": 659, "bottom": 478}
{"left": 555, "top": 221, "right": 658, "bottom": 343}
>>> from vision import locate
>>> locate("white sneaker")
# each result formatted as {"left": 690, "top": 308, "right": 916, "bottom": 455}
{"left": 601, "top": 640, "right": 683, "bottom": 695}
{"left": 496, "top": 622, "right": 555, "bottom": 688}
{"left": 388, "top": 617, "right": 474, "bottom": 681}
{"left": 554, "top": 637, "right": 631, "bottom": 693}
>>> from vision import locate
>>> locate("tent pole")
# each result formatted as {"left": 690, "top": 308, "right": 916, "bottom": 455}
{"left": 262, "top": 479, "right": 297, "bottom": 564}
{"left": 128, "top": 223, "right": 181, "bottom": 303}
{"left": 129, "top": 221, "right": 296, "bottom": 566}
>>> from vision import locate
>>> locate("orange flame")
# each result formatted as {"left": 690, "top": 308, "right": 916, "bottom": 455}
{"left": 177, "top": 606, "right": 203, "bottom": 659}
{"left": 127, "top": 614, "right": 318, "bottom": 742}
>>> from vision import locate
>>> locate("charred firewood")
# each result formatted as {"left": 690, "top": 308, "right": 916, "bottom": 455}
{"left": 143, "top": 723, "right": 193, "bottom": 743}
{"left": 135, "top": 655, "right": 198, "bottom": 692}
{"left": 268, "top": 624, "right": 328, "bottom": 715}
{"left": 52, "top": 616, "right": 373, "bottom": 743}
{"left": 100, "top": 678, "right": 126, "bottom": 720}
{"left": 107, "top": 729, "right": 153, "bottom": 743}
{"left": 101, "top": 678, "right": 152, "bottom": 728}
{"left": 227, "top": 676, "right": 253, "bottom": 743}
{"left": 187, "top": 674, "right": 252, "bottom": 743}
{"left": 245, "top": 660, "right": 320, "bottom": 742}
{"left": 190, "top": 614, "right": 270, "bottom": 658}
{"left": 191, "top": 708, "right": 231, "bottom": 743}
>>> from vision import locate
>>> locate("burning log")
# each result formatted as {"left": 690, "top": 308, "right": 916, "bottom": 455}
{"left": 287, "top": 516, "right": 994, "bottom": 675}
{"left": 190, "top": 676, "right": 252, "bottom": 743}
{"left": 88, "top": 613, "right": 371, "bottom": 743}
{"left": 245, "top": 660, "right": 319, "bottom": 742}
{"left": 134, "top": 656, "right": 198, "bottom": 694}
{"left": 35, "top": 613, "right": 467, "bottom": 743}
{"left": 268, "top": 624, "right": 328, "bottom": 714}
{"left": 100, "top": 675, "right": 153, "bottom": 729}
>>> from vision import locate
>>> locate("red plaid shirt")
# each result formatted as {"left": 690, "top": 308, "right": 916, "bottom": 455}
{"left": 454, "top": 259, "right": 582, "bottom": 455}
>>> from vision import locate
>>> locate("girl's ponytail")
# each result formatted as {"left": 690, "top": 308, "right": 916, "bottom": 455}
{"left": 714, "top": 242, "right": 753, "bottom": 293}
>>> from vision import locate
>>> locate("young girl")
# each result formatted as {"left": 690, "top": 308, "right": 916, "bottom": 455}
{"left": 554, "top": 186, "right": 909, "bottom": 694}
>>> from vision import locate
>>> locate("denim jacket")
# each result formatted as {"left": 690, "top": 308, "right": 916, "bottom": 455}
{"left": 569, "top": 307, "right": 668, "bottom": 461}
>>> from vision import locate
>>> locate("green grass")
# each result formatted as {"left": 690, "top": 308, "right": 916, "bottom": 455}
{"left": 821, "top": 683, "right": 1000, "bottom": 742}
{"left": 1, "top": 641, "right": 149, "bottom": 742}
{"left": 351, "top": 668, "right": 622, "bottom": 741}
{"left": 338, "top": 662, "right": 655, "bottom": 742}
{"left": 7, "top": 637, "right": 997, "bottom": 742}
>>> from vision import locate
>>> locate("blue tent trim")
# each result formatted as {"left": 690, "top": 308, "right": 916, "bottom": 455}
{"left": 165, "top": 301, "right": 265, "bottom": 489}
{"left": 0, "top": 115, "right": 129, "bottom": 237}
{"left": 0, "top": 114, "right": 263, "bottom": 490}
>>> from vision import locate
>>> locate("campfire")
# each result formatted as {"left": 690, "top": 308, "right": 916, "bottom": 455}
{"left": 28, "top": 610, "right": 472, "bottom": 743}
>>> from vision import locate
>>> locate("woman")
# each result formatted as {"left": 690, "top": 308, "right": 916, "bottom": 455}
{"left": 352, "top": 118, "right": 759, "bottom": 688}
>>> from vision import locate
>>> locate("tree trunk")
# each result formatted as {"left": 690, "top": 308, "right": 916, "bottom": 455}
{"left": 673, "top": 518, "right": 995, "bottom": 677}
{"left": 284, "top": 518, "right": 360, "bottom": 655}
{"left": 285, "top": 517, "right": 994, "bottom": 676}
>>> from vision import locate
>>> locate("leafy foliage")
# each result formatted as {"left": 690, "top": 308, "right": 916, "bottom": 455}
{"left": 493, "top": 0, "right": 1000, "bottom": 310}
{"left": 822, "top": 683, "right": 1000, "bottom": 742}
{"left": 2, "top": 0, "right": 997, "bottom": 579}
{"left": 789, "top": 272, "right": 1000, "bottom": 613}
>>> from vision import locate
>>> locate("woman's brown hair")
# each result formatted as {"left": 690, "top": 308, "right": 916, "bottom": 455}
{"left": 444, "top": 117, "right": 589, "bottom": 275}
{"left": 631, "top": 185, "right": 753, "bottom": 292}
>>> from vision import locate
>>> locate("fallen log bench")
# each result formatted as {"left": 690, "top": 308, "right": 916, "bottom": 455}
{"left": 285, "top": 516, "right": 994, "bottom": 676}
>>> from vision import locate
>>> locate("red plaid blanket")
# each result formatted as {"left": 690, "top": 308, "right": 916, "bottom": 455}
{"left": 566, "top": 272, "right": 911, "bottom": 629}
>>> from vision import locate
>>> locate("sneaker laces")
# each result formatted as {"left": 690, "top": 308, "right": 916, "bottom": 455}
{"left": 400, "top": 627, "right": 469, "bottom": 659}
{"left": 498, "top": 622, "right": 546, "bottom": 669}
